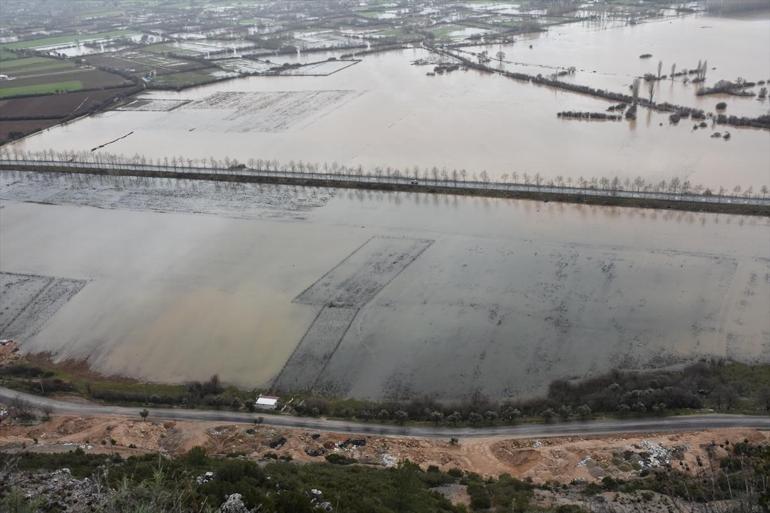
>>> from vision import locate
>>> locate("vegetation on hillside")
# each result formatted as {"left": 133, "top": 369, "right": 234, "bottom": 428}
{"left": 2, "top": 439, "right": 768, "bottom": 512}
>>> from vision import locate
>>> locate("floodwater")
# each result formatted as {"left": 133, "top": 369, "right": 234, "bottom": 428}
{"left": 1, "top": 173, "right": 769, "bottom": 400}
{"left": 8, "top": 11, "right": 770, "bottom": 192}
{"left": 479, "top": 11, "right": 770, "bottom": 117}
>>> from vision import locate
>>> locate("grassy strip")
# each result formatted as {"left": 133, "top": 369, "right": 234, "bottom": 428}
{"left": 0, "top": 81, "right": 84, "bottom": 98}
{"left": 0, "top": 56, "right": 60, "bottom": 70}
{"left": 1, "top": 60, "right": 75, "bottom": 75}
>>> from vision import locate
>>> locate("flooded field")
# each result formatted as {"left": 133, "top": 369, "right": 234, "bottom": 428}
{"left": 0, "top": 272, "right": 86, "bottom": 342}
{"left": 1, "top": 172, "right": 769, "bottom": 400}
{"left": 481, "top": 12, "right": 770, "bottom": 118}
{"left": 7, "top": 11, "right": 770, "bottom": 192}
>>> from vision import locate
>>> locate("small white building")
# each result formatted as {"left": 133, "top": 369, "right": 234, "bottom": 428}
{"left": 254, "top": 395, "right": 279, "bottom": 410}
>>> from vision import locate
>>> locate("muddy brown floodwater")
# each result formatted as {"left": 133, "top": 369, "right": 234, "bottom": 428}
{"left": 7, "top": 11, "right": 770, "bottom": 192}
{"left": 1, "top": 172, "right": 769, "bottom": 401}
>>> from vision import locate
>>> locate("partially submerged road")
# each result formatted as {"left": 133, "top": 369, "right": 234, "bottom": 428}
{"left": 2, "top": 387, "right": 769, "bottom": 439}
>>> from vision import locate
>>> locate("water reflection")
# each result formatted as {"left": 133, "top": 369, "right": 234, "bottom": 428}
{"left": 9, "top": 13, "right": 770, "bottom": 192}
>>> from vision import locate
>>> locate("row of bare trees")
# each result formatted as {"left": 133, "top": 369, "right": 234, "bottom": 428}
{"left": 1, "top": 148, "right": 768, "bottom": 202}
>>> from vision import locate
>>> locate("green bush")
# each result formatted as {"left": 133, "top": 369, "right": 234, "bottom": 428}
{"left": 325, "top": 453, "right": 357, "bottom": 465}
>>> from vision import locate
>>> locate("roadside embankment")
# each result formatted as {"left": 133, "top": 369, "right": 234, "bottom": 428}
{"left": 2, "top": 160, "right": 768, "bottom": 216}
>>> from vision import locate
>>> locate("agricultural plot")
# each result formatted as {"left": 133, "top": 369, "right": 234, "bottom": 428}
{"left": 0, "top": 57, "right": 76, "bottom": 78}
{"left": 0, "top": 30, "right": 137, "bottom": 50}
{"left": 0, "top": 272, "right": 86, "bottom": 341}
{"left": 311, "top": 241, "right": 770, "bottom": 400}
{"left": 363, "top": 27, "right": 418, "bottom": 41}
{"left": 0, "top": 171, "right": 334, "bottom": 220}
{"left": 292, "top": 30, "right": 360, "bottom": 50}
{"left": 116, "top": 98, "right": 190, "bottom": 112}
{"left": 275, "top": 236, "right": 433, "bottom": 393}
{"left": 0, "top": 48, "right": 18, "bottom": 61}
{"left": 430, "top": 24, "right": 493, "bottom": 41}
{"left": 294, "top": 237, "right": 434, "bottom": 308}
{"left": 0, "top": 87, "right": 136, "bottom": 119}
{"left": 0, "top": 86, "right": 137, "bottom": 143}
{"left": 0, "top": 273, "right": 53, "bottom": 330}
{"left": 0, "top": 81, "right": 83, "bottom": 98}
{"left": 149, "top": 68, "right": 232, "bottom": 88}
{"left": 277, "top": 59, "right": 360, "bottom": 76}
{"left": 271, "top": 306, "right": 359, "bottom": 392}
{"left": 0, "top": 119, "right": 57, "bottom": 143}
{"left": 86, "top": 51, "right": 199, "bottom": 75}
{"left": 176, "top": 90, "right": 362, "bottom": 132}
{"left": 0, "top": 68, "right": 132, "bottom": 99}
{"left": 359, "top": 9, "right": 401, "bottom": 20}
{"left": 214, "top": 58, "right": 275, "bottom": 74}
{"left": 145, "top": 40, "right": 256, "bottom": 58}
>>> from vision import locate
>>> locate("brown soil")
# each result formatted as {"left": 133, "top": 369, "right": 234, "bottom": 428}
{"left": 1, "top": 414, "right": 766, "bottom": 485}
{"left": 0, "top": 87, "right": 136, "bottom": 119}
{"left": 0, "top": 119, "right": 60, "bottom": 142}
{"left": 0, "top": 340, "right": 22, "bottom": 365}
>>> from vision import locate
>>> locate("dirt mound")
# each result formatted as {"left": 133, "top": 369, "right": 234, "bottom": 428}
{"left": 491, "top": 444, "right": 542, "bottom": 472}
{"left": 55, "top": 417, "right": 94, "bottom": 436}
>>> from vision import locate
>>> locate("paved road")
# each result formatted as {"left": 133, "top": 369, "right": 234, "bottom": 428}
{"left": 2, "top": 386, "right": 768, "bottom": 439}
{"left": 3, "top": 159, "right": 768, "bottom": 207}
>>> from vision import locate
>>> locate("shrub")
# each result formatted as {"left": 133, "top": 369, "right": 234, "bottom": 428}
{"left": 325, "top": 453, "right": 357, "bottom": 465}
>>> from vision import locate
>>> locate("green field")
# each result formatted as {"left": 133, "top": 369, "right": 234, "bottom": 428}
{"left": 0, "top": 48, "right": 19, "bottom": 61}
{"left": 0, "top": 56, "right": 75, "bottom": 76}
{"left": 0, "top": 80, "right": 83, "bottom": 98}
{"left": 150, "top": 68, "right": 220, "bottom": 87}
{"left": 1, "top": 30, "right": 137, "bottom": 50}
{"left": 1, "top": 56, "right": 57, "bottom": 69}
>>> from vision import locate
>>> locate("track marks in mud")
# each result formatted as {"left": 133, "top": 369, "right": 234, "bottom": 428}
{"left": 295, "top": 236, "right": 433, "bottom": 308}
{"left": 271, "top": 306, "right": 358, "bottom": 392}
{"left": 273, "top": 237, "right": 433, "bottom": 393}
{"left": 0, "top": 272, "right": 86, "bottom": 341}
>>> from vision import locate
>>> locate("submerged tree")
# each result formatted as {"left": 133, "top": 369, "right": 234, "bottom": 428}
{"left": 631, "top": 78, "right": 641, "bottom": 104}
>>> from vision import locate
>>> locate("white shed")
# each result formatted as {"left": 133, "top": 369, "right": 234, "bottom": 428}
{"left": 255, "top": 395, "right": 279, "bottom": 410}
